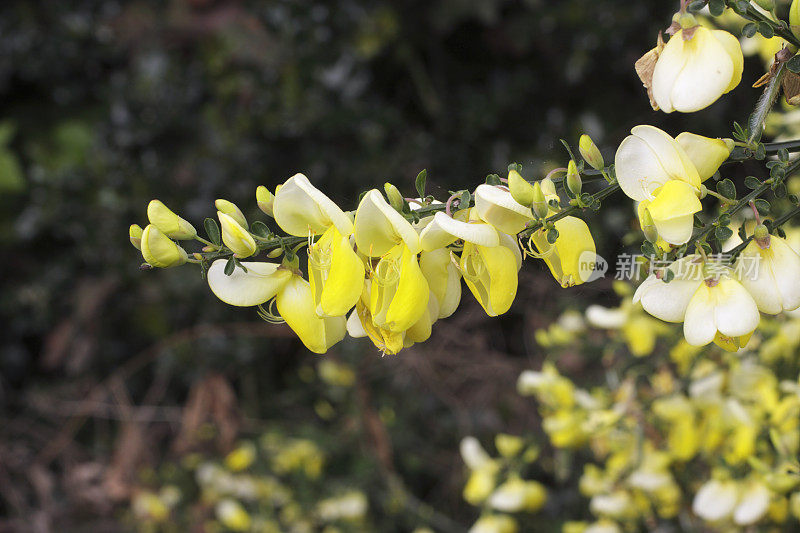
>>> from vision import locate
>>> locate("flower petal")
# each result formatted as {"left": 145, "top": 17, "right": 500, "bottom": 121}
{"left": 419, "top": 248, "right": 462, "bottom": 318}
{"left": 683, "top": 284, "right": 718, "bottom": 346}
{"left": 714, "top": 278, "right": 760, "bottom": 338}
{"left": 675, "top": 132, "right": 733, "bottom": 182}
{"left": 276, "top": 275, "right": 347, "bottom": 354}
{"left": 207, "top": 259, "right": 291, "bottom": 307}
{"left": 474, "top": 184, "right": 533, "bottom": 235}
{"left": 419, "top": 212, "right": 500, "bottom": 251}
{"left": 354, "top": 189, "right": 420, "bottom": 256}
{"left": 273, "top": 173, "right": 353, "bottom": 236}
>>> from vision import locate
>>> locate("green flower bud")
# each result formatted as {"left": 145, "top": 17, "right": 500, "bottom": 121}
{"left": 678, "top": 12, "right": 697, "bottom": 29}
{"left": 578, "top": 134, "right": 604, "bottom": 170}
{"left": 566, "top": 160, "right": 581, "bottom": 196}
{"left": 531, "top": 182, "right": 549, "bottom": 219}
{"left": 256, "top": 186, "right": 275, "bottom": 217}
{"left": 754, "top": 223, "right": 771, "bottom": 249}
{"left": 141, "top": 224, "right": 188, "bottom": 268}
{"left": 384, "top": 182, "right": 404, "bottom": 211}
{"left": 129, "top": 224, "right": 143, "bottom": 250}
{"left": 215, "top": 199, "right": 248, "bottom": 229}
{"left": 508, "top": 169, "right": 535, "bottom": 207}
{"left": 147, "top": 199, "right": 196, "bottom": 240}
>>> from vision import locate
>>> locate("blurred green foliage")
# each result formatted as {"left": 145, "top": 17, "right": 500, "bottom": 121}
{"left": 0, "top": 0, "right": 762, "bottom": 530}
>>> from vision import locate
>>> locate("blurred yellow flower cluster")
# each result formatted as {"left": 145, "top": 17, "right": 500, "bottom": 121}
{"left": 489, "top": 286, "right": 800, "bottom": 531}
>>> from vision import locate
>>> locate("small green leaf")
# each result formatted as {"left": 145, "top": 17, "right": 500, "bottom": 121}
{"left": 716, "top": 178, "right": 736, "bottom": 199}
{"left": 754, "top": 198, "right": 771, "bottom": 215}
{"left": 757, "top": 21, "right": 774, "bottom": 39}
{"left": 735, "top": 0, "right": 751, "bottom": 14}
{"left": 204, "top": 218, "right": 221, "bottom": 245}
{"left": 715, "top": 225, "right": 733, "bottom": 242}
{"left": 415, "top": 169, "right": 427, "bottom": 199}
{"left": 773, "top": 182, "right": 787, "bottom": 198}
{"left": 224, "top": 256, "right": 236, "bottom": 276}
{"left": 745, "top": 176, "right": 761, "bottom": 189}
{"left": 755, "top": 143, "right": 766, "bottom": 160}
{"left": 459, "top": 190, "right": 471, "bottom": 208}
{"left": 663, "top": 269, "right": 675, "bottom": 283}
{"left": 738, "top": 224, "right": 747, "bottom": 241}
{"left": 787, "top": 55, "right": 800, "bottom": 73}
{"left": 508, "top": 162, "right": 523, "bottom": 174}
{"left": 251, "top": 220, "right": 271, "bottom": 238}
{"left": 778, "top": 148, "right": 790, "bottom": 162}
{"left": 742, "top": 22, "right": 757, "bottom": 38}
{"left": 547, "top": 228, "right": 559, "bottom": 244}
{"left": 641, "top": 240, "right": 656, "bottom": 257}
{"left": 485, "top": 173, "right": 502, "bottom": 185}
{"left": 707, "top": 0, "right": 724, "bottom": 15}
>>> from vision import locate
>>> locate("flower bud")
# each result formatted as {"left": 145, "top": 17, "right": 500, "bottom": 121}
{"left": 579, "top": 134, "right": 604, "bottom": 170}
{"left": 129, "top": 224, "right": 143, "bottom": 250}
{"left": 216, "top": 499, "right": 251, "bottom": 532}
{"left": 677, "top": 13, "right": 697, "bottom": 30}
{"left": 508, "top": 169, "right": 535, "bottom": 207}
{"left": 147, "top": 199, "right": 196, "bottom": 240}
{"left": 218, "top": 211, "right": 257, "bottom": 258}
{"left": 531, "top": 182, "right": 549, "bottom": 219}
{"left": 540, "top": 176, "right": 557, "bottom": 198}
{"left": 256, "top": 186, "right": 275, "bottom": 217}
{"left": 215, "top": 199, "right": 248, "bottom": 229}
{"left": 141, "top": 224, "right": 188, "bottom": 268}
{"left": 566, "top": 160, "right": 581, "bottom": 196}
{"left": 640, "top": 207, "right": 659, "bottom": 243}
{"left": 383, "top": 182, "right": 404, "bottom": 211}
{"left": 754, "top": 223, "right": 771, "bottom": 249}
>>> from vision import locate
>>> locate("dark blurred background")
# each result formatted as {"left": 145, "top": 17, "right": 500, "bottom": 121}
{"left": 0, "top": 0, "right": 761, "bottom": 531}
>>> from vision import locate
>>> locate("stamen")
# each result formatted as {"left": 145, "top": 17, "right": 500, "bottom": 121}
{"left": 257, "top": 298, "right": 285, "bottom": 324}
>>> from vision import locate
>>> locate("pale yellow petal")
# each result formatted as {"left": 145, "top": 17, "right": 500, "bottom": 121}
{"left": 273, "top": 173, "right": 353, "bottom": 236}
{"left": 207, "top": 259, "right": 291, "bottom": 306}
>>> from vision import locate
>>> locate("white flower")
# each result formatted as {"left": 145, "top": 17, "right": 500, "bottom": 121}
{"left": 652, "top": 27, "right": 743, "bottom": 113}
{"left": 735, "top": 236, "right": 800, "bottom": 314}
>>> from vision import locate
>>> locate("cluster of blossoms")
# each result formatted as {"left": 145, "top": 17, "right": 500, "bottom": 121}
{"left": 459, "top": 284, "right": 800, "bottom": 532}
{"left": 130, "top": 168, "right": 598, "bottom": 355}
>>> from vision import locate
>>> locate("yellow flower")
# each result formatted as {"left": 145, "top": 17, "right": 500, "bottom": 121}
{"left": 146, "top": 199, "right": 196, "bottom": 239}
{"left": 488, "top": 477, "right": 547, "bottom": 512}
{"left": 652, "top": 26, "right": 743, "bottom": 113}
{"left": 528, "top": 216, "right": 596, "bottom": 287}
{"left": 140, "top": 224, "right": 188, "bottom": 268}
{"left": 637, "top": 179, "right": 701, "bottom": 245}
{"left": 216, "top": 499, "right": 251, "bottom": 532}
{"left": 369, "top": 243, "right": 429, "bottom": 332}
{"left": 215, "top": 199, "right": 248, "bottom": 228}
{"left": 218, "top": 211, "right": 257, "bottom": 258}
{"left": 419, "top": 248, "right": 462, "bottom": 319}
{"left": 256, "top": 185, "right": 275, "bottom": 216}
{"left": 473, "top": 184, "right": 533, "bottom": 235}
{"left": 129, "top": 223, "right": 143, "bottom": 250}
{"left": 207, "top": 259, "right": 345, "bottom": 353}
{"left": 273, "top": 174, "right": 364, "bottom": 317}
{"left": 354, "top": 189, "right": 419, "bottom": 256}
{"left": 460, "top": 236, "right": 519, "bottom": 316}
{"left": 615, "top": 125, "right": 700, "bottom": 202}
